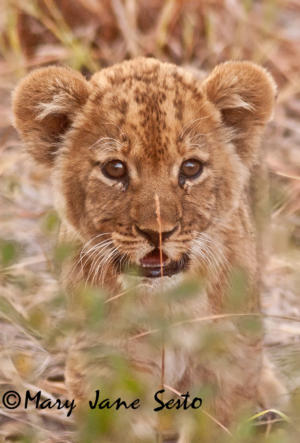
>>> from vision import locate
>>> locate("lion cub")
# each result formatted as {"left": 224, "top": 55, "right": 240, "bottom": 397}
{"left": 13, "top": 58, "right": 286, "bottom": 438}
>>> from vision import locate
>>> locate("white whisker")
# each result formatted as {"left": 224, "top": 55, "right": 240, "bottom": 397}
{"left": 68, "top": 233, "right": 110, "bottom": 281}
{"left": 78, "top": 235, "right": 111, "bottom": 277}
{"left": 87, "top": 240, "right": 114, "bottom": 286}
{"left": 88, "top": 136, "right": 123, "bottom": 153}
{"left": 179, "top": 111, "right": 209, "bottom": 140}
{"left": 97, "top": 246, "right": 118, "bottom": 286}
{"left": 190, "top": 231, "right": 230, "bottom": 280}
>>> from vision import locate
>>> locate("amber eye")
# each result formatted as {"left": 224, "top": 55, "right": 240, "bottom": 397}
{"left": 102, "top": 160, "right": 127, "bottom": 180}
{"left": 180, "top": 159, "right": 203, "bottom": 181}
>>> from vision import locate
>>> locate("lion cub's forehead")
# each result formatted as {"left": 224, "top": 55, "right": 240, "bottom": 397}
{"left": 87, "top": 58, "right": 211, "bottom": 160}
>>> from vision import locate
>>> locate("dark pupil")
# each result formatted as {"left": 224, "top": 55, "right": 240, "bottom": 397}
{"left": 182, "top": 160, "right": 201, "bottom": 177}
{"left": 105, "top": 160, "right": 125, "bottom": 178}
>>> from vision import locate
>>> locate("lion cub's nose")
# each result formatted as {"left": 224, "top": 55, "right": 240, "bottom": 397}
{"left": 135, "top": 225, "right": 177, "bottom": 247}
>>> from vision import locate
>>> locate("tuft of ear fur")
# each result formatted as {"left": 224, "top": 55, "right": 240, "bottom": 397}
{"left": 201, "top": 61, "right": 277, "bottom": 166}
{"left": 13, "top": 66, "right": 90, "bottom": 166}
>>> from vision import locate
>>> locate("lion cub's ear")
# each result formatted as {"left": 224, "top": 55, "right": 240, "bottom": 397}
{"left": 13, "top": 66, "right": 90, "bottom": 167}
{"left": 201, "top": 61, "right": 277, "bottom": 166}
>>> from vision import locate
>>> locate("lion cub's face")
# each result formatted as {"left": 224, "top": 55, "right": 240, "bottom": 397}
{"left": 13, "top": 58, "right": 276, "bottom": 282}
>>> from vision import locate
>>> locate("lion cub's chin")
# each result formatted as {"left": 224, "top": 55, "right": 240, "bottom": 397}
{"left": 117, "top": 271, "right": 186, "bottom": 295}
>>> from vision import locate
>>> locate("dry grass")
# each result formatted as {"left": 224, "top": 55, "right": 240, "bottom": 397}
{"left": 0, "top": 0, "right": 299, "bottom": 441}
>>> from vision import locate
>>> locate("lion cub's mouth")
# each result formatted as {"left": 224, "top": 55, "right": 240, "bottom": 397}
{"left": 140, "top": 249, "right": 189, "bottom": 278}
{"left": 124, "top": 249, "right": 189, "bottom": 278}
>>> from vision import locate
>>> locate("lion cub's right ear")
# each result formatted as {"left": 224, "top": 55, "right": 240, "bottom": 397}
{"left": 13, "top": 66, "right": 90, "bottom": 167}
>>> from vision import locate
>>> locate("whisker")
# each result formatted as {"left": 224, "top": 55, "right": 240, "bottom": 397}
{"left": 83, "top": 239, "right": 114, "bottom": 286}
{"left": 79, "top": 239, "right": 113, "bottom": 277}
{"left": 81, "top": 233, "right": 110, "bottom": 251}
{"left": 88, "top": 136, "right": 123, "bottom": 153}
{"left": 190, "top": 231, "right": 230, "bottom": 280}
{"left": 179, "top": 111, "right": 209, "bottom": 140}
{"left": 97, "top": 247, "right": 120, "bottom": 286}
{"left": 68, "top": 233, "right": 110, "bottom": 281}
{"left": 88, "top": 241, "right": 114, "bottom": 286}
{"left": 97, "top": 247, "right": 116, "bottom": 285}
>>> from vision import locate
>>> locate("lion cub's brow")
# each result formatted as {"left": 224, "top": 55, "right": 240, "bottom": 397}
{"left": 89, "top": 137, "right": 125, "bottom": 154}
{"left": 87, "top": 133, "right": 211, "bottom": 169}
{"left": 86, "top": 106, "right": 213, "bottom": 163}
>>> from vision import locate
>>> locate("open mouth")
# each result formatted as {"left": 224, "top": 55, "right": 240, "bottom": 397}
{"left": 115, "top": 249, "right": 189, "bottom": 278}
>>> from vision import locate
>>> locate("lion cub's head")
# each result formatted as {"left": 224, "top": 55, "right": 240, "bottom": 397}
{"left": 13, "top": 58, "right": 276, "bottom": 285}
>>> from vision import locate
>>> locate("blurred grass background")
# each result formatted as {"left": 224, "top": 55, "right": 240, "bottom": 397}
{"left": 0, "top": 0, "right": 299, "bottom": 441}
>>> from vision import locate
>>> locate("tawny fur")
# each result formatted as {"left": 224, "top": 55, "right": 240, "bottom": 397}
{"left": 13, "top": 58, "right": 286, "bottom": 438}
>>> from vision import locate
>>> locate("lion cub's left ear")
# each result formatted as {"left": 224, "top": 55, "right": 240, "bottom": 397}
{"left": 201, "top": 61, "right": 277, "bottom": 166}
{"left": 13, "top": 66, "right": 90, "bottom": 167}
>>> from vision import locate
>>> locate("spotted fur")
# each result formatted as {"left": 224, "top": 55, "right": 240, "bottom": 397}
{"left": 13, "top": 58, "right": 286, "bottom": 437}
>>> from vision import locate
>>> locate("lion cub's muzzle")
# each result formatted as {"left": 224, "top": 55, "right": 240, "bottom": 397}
{"left": 115, "top": 248, "right": 190, "bottom": 278}
{"left": 115, "top": 223, "right": 190, "bottom": 278}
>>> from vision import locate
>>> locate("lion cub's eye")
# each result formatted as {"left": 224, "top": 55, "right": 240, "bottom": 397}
{"left": 102, "top": 160, "right": 127, "bottom": 180}
{"left": 179, "top": 159, "right": 203, "bottom": 183}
